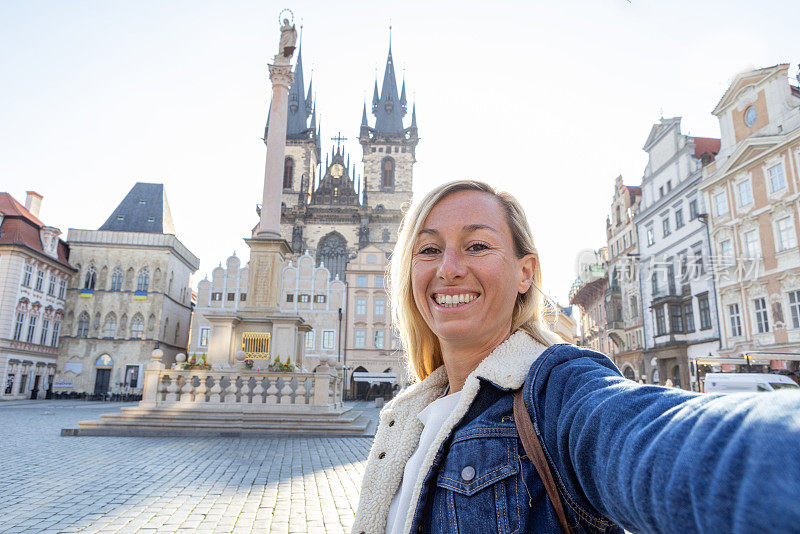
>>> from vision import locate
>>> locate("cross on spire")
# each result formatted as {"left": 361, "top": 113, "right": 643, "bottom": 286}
{"left": 331, "top": 132, "right": 348, "bottom": 150}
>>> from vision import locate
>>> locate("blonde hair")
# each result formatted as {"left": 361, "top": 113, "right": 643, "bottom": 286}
{"left": 390, "top": 180, "right": 563, "bottom": 382}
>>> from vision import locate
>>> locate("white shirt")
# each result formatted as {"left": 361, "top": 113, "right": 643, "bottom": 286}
{"left": 384, "top": 389, "right": 463, "bottom": 534}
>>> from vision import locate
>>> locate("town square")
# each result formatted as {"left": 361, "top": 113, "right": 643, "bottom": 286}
{"left": 2, "top": 0, "right": 800, "bottom": 532}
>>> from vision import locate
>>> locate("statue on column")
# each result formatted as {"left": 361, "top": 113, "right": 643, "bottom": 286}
{"left": 292, "top": 224, "right": 304, "bottom": 253}
{"left": 279, "top": 18, "right": 297, "bottom": 58}
{"left": 358, "top": 224, "right": 370, "bottom": 248}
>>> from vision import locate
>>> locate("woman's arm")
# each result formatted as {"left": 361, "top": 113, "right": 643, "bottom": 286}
{"left": 526, "top": 344, "right": 800, "bottom": 533}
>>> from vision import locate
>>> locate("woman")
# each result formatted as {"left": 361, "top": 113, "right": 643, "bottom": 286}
{"left": 352, "top": 180, "right": 800, "bottom": 534}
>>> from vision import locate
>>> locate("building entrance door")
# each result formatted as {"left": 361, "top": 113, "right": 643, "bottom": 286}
{"left": 30, "top": 375, "right": 40, "bottom": 400}
{"left": 94, "top": 369, "right": 111, "bottom": 396}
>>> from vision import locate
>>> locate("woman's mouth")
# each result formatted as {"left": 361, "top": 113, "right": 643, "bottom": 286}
{"left": 431, "top": 293, "right": 480, "bottom": 309}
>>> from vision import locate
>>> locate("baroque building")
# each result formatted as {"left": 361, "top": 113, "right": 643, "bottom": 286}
{"left": 569, "top": 248, "right": 609, "bottom": 354}
{"left": 54, "top": 183, "right": 199, "bottom": 396}
{"left": 634, "top": 118, "right": 721, "bottom": 389}
{"left": 0, "top": 192, "right": 74, "bottom": 400}
{"left": 605, "top": 176, "right": 646, "bottom": 381}
{"left": 700, "top": 64, "right": 800, "bottom": 368}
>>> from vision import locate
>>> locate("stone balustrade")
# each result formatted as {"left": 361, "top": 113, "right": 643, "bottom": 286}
{"left": 139, "top": 349, "right": 344, "bottom": 412}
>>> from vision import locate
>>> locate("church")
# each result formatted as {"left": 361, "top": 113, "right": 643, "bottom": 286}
{"left": 190, "top": 37, "right": 418, "bottom": 382}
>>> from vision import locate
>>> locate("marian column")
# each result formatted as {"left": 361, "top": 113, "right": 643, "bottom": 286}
{"left": 245, "top": 18, "right": 298, "bottom": 312}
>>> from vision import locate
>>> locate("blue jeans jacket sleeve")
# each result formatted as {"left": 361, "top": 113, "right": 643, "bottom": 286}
{"left": 526, "top": 344, "right": 800, "bottom": 534}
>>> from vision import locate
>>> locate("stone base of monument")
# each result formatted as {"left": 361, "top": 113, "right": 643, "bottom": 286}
{"left": 61, "top": 353, "right": 369, "bottom": 438}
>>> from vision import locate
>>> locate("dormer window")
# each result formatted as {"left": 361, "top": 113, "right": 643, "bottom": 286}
{"left": 744, "top": 106, "right": 757, "bottom": 127}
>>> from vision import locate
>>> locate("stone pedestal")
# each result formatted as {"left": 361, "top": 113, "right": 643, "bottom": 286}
{"left": 205, "top": 314, "right": 240, "bottom": 368}
{"left": 244, "top": 237, "right": 291, "bottom": 311}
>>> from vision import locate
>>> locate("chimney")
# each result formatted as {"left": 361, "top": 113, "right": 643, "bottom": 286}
{"left": 25, "top": 191, "right": 43, "bottom": 218}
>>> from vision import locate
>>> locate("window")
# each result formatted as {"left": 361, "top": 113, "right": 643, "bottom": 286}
{"left": 689, "top": 199, "right": 699, "bottom": 220}
{"left": 374, "top": 298, "right": 385, "bottom": 317}
{"left": 367, "top": 255, "right": 376, "bottom": 264}
{"left": 382, "top": 229, "right": 390, "bottom": 242}
{"left": 199, "top": 327, "right": 210, "bottom": 348}
{"left": 356, "top": 297, "right": 367, "bottom": 315}
{"left": 719, "top": 239, "right": 732, "bottom": 259}
{"left": 683, "top": 302, "right": 695, "bottom": 332}
{"left": 5, "top": 375, "right": 14, "bottom": 395}
{"left": 22, "top": 265, "right": 32, "bottom": 286}
{"left": 646, "top": 224, "right": 655, "bottom": 246}
{"left": 18, "top": 374, "right": 27, "bottom": 394}
{"left": 667, "top": 263, "right": 676, "bottom": 294}
{"left": 662, "top": 217, "right": 670, "bottom": 237}
{"left": 714, "top": 192, "right": 728, "bottom": 216}
{"left": 239, "top": 293, "right": 246, "bottom": 301}
{"left": 354, "top": 329, "right": 366, "bottom": 348}
{"left": 729, "top": 304, "right": 743, "bottom": 337}
{"left": 299, "top": 294, "right": 310, "bottom": 303}
{"left": 110, "top": 268, "right": 123, "bottom": 291}
{"left": 693, "top": 245, "right": 704, "bottom": 275}
{"left": 754, "top": 297, "right": 769, "bottom": 333}
{"left": 48, "top": 274, "right": 56, "bottom": 295}
{"left": 125, "top": 365, "right": 139, "bottom": 389}
{"left": 322, "top": 330, "right": 335, "bottom": 350}
{"left": 137, "top": 268, "right": 149, "bottom": 292}
{"left": 283, "top": 157, "right": 294, "bottom": 189}
{"left": 130, "top": 314, "right": 144, "bottom": 339}
{"left": 51, "top": 322, "right": 60, "bottom": 346}
{"left": 651, "top": 272, "right": 658, "bottom": 295}
{"left": 314, "top": 294, "right": 326, "bottom": 303}
{"left": 776, "top": 216, "right": 797, "bottom": 251}
{"left": 381, "top": 157, "right": 395, "bottom": 188}
{"left": 40, "top": 319, "right": 50, "bottom": 345}
{"left": 316, "top": 233, "right": 348, "bottom": 282}
{"left": 58, "top": 280, "right": 66, "bottom": 299}
{"left": 374, "top": 330, "right": 385, "bottom": 349}
{"left": 655, "top": 307, "right": 666, "bottom": 336}
{"left": 737, "top": 180, "right": 753, "bottom": 206}
{"left": 789, "top": 291, "right": 800, "bottom": 329}
{"left": 374, "top": 275, "right": 385, "bottom": 288}
{"left": 670, "top": 305, "right": 683, "bottom": 333}
{"left": 743, "top": 229, "right": 760, "bottom": 259}
{"left": 102, "top": 315, "right": 116, "bottom": 338}
{"left": 227, "top": 292, "right": 235, "bottom": 301}
{"left": 76, "top": 313, "right": 90, "bottom": 338}
{"left": 659, "top": 186, "right": 664, "bottom": 198}
{"left": 666, "top": 180, "right": 672, "bottom": 191}
{"left": 286, "top": 294, "right": 294, "bottom": 303}
{"left": 698, "top": 295, "right": 711, "bottom": 330}
{"left": 13, "top": 312, "right": 25, "bottom": 341}
{"left": 84, "top": 267, "right": 96, "bottom": 290}
{"left": 305, "top": 330, "right": 314, "bottom": 349}
{"left": 768, "top": 163, "right": 787, "bottom": 193}
{"left": 675, "top": 208, "right": 684, "bottom": 229}
{"left": 211, "top": 292, "right": 222, "bottom": 301}
{"left": 356, "top": 275, "right": 368, "bottom": 287}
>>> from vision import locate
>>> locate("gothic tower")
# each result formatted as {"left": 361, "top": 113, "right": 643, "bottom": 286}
{"left": 359, "top": 43, "right": 418, "bottom": 241}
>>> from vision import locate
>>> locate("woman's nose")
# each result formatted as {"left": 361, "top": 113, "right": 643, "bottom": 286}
{"left": 437, "top": 248, "right": 467, "bottom": 280}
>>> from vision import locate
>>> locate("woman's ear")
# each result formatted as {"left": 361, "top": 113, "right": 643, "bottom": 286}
{"left": 518, "top": 254, "right": 536, "bottom": 294}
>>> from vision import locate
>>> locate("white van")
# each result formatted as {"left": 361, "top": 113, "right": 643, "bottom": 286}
{"left": 703, "top": 373, "right": 799, "bottom": 393}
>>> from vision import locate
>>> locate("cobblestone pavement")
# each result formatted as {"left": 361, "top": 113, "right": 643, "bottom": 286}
{"left": 0, "top": 400, "right": 380, "bottom": 533}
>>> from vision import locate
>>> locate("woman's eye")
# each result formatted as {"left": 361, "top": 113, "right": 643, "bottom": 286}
{"left": 467, "top": 242, "right": 489, "bottom": 252}
{"left": 418, "top": 246, "right": 440, "bottom": 255}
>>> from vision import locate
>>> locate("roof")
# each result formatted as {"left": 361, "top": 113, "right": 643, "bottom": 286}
{"left": 371, "top": 46, "right": 407, "bottom": 135}
{"left": 0, "top": 192, "right": 72, "bottom": 268}
{"left": 693, "top": 137, "right": 721, "bottom": 160}
{"left": 712, "top": 64, "right": 789, "bottom": 115}
{"left": 99, "top": 183, "right": 176, "bottom": 234}
{"left": 626, "top": 185, "right": 642, "bottom": 196}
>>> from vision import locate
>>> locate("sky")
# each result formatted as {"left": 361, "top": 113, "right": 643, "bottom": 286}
{"left": 2, "top": 0, "right": 798, "bottom": 305}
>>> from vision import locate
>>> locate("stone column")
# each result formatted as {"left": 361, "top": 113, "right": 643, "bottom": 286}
{"left": 259, "top": 58, "right": 295, "bottom": 238}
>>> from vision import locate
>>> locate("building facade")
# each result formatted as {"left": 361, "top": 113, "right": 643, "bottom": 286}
{"left": 0, "top": 192, "right": 74, "bottom": 400}
{"left": 700, "top": 64, "right": 800, "bottom": 367}
{"left": 569, "top": 248, "right": 609, "bottom": 354}
{"left": 634, "top": 118, "right": 721, "bottom": 389}
{"left": 53, "top": 183, "right": 199, "bottom": 396}
{"left": 605, "top": 176, "right": 646, "bottom": 381}
{"left": 343, "top": 245, "right": 405, "bottom": 397}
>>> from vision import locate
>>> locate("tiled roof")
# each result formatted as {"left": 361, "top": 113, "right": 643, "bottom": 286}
{"left": 99, "top": 183, "right": 176, "bottom": 234}
{"left": 0, "top": 192, "right": 72, "bottom": 268}
{"left": 693, "top": 137, "right": 721, "bottom": 160}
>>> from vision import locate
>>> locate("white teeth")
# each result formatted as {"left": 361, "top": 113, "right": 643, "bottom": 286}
{"left": 434, "top": 293, "right": 478, "bottom": 307}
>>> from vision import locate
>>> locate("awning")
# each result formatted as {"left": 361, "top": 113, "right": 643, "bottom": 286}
{"left": 352, "top": 372, "right": 397, "bottom": 383}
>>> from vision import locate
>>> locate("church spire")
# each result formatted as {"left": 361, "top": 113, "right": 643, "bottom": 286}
{"left": 411, "top": 102, "right": 417, "bottom": 129}
{"left": 371, "top": 79, "right": 379, "bottom": 113}
{"left": 371, "top": 43, "right": 405, "bottom": 135}
{"left": 400, "top": 76, "right": 407, "bottom": 116}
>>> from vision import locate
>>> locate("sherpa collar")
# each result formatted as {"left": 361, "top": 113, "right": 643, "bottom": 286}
{"left": 352, "top": 331, "right": 548, "bottom": 534}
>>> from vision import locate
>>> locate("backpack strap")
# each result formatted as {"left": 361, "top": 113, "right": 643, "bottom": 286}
{"left": 513, "top": 388, "right": 574, "bottom": 534}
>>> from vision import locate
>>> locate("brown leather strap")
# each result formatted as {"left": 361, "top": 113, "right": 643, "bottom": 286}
{"left": 513, "top": 388, "right": 574, "bottom": 534}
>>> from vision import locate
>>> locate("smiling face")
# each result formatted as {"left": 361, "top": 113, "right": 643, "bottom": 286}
{"left": 411, "top": 190, "right": 535, "bottom": 353}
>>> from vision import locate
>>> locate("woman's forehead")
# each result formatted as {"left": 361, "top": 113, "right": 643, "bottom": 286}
{"left": 422, "top": 191, "right": 506, "bottom": 229}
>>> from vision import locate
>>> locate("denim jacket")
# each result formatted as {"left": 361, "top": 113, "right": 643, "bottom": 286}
{"left": 352, "top": 334, "right": 800, "bottom": 533}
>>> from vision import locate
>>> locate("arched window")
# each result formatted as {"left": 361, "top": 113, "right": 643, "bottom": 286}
{"left": 102, "top": 313, "right": 116, "bottom": 338}
{"left": 137, "top": 268, "right": 149, "bottom": 292}
{"left": 110, "top": 267, "right": 123, "bottom": 291}
{"left": 381, "top": 157, "right": 395, "bottom": 189}
{"left": 76, "top": 312, "right": 90, "bottom": 338}
{"left": 84, "top": 267, "right": 96, "bottom": 290}
{"left": 316, "top": 232, "right": 348, "bottom": 282}
{"left": 283, "top": 157, "right": 294, "bottom": 189}
{"left": 623, "top": 366, "right": 636, "bottom": 381}
{"left": 130, "top": 313, "right": 144, "bottom": 339}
